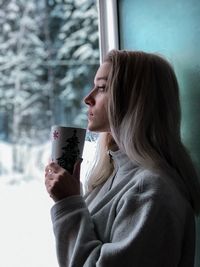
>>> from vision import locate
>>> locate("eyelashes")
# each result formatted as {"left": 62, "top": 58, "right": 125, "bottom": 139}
{"left": 89, "top": 84, "right": 107, "bottom": 95}
{"left": 92, "top": 85, "right": 106, "bottom": 93}
{"left": 96, "top": 86, "right": 106, "bottom": 92}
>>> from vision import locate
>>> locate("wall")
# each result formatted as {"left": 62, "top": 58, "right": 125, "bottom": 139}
{"left": 118, "top": 0, "right": 200, "bottom": 265}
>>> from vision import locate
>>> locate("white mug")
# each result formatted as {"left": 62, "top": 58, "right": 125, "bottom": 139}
{"left": 51, "top": 125, "right": 86, "bottom": 174}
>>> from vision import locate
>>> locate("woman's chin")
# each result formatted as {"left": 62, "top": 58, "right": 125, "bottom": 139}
{"left": 87, "top": 122, "right": 110, "bottom": 133}
{"left": 87, "top": 124, "right": 101, "bottom": 133}
{"left": 87, "top": 123, "right": 97, "bottom": 132}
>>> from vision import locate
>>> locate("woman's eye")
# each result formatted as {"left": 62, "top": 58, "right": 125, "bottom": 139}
{"left": 97, "top": 86, "right": 106, "bottom": 92}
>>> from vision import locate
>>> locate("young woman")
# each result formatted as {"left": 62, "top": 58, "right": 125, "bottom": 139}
{"left": 45, "top": 50, "right": 200, "bottom": 267}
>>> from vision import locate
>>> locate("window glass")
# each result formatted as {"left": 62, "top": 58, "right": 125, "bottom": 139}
{"left": 0, "top": 0, "right": 99, "bottom": 266}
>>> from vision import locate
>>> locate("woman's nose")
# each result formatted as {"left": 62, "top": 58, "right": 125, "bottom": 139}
{"left": 84, "top": 91, "right": 95, "bottom": 106}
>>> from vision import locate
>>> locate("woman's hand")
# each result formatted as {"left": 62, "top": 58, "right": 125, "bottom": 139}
{"left": 45, "top": 159, "right": 82, "bottom": 202}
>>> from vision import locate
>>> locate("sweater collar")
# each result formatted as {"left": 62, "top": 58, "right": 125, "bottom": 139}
{"left": 108, "top": 149, "right": 138, "bottom": 173}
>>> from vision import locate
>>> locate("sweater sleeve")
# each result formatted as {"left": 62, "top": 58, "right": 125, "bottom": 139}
{"left": 51, "top": 182, "right": 186, "bottom": 267}
{"left": 51, "top": 195, "right": 102, "bottom": 267}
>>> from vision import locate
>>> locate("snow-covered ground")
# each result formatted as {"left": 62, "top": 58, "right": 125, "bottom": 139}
{"left": 0, "top": 140, "right": 96, "bottom": 267}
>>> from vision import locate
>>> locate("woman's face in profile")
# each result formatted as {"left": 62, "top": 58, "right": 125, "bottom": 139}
{"left": 84, "top": 62, "right": 111, "bottom": 133}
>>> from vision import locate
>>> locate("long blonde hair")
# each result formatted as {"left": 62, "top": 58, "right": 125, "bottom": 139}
{"left": 86, "top": 132, "right": 115, "bottom": 191}
{"left": 86, "top": 50, "right": 200, "bottom": 215}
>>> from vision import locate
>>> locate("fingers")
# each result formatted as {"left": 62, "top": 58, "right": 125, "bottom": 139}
{"left": 45, "top": 162, "right": 60, "bottom": 194}
{"left": 45, "top": 160, "right": 82, "bottom": 178}
{"left": 45, "top": 170, "right": 54, "bottom": 191}
{"left": 44, "top": 159, "right": 82, "bottom": 201}
{"left": 45, "top": 162, "right": 61, "bottom": 175}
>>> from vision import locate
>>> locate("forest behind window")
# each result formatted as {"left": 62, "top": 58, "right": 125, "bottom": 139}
{"left": 0, "top": 0, "right": 99, "bottom": 266}
{"left": 0, "top": 0, "right": 99, "bottom": 181}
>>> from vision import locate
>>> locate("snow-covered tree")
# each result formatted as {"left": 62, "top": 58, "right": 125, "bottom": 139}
{"left": 50, "top": 0, "right": 99, "bottom": 127}
{"left": 0, "top": 0, "right": 49, "bottom": 144}
{"left": 0, "top": 0, "right": 99, "bottom": 177}
{"left": 0, "top": 0, "right": 99, "bottom": 144}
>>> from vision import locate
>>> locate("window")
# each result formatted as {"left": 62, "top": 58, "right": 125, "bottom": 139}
{"left": 0, "top": 0, "right": 99, "bottom": 266}
{"left": 98, "top": 0, "right": 119, "bottom": 61}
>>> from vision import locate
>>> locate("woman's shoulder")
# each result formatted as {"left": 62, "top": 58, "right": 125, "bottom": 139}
{"left": 122, "top": 167, "right": 193, "bottom": 217}
{"left": 130, "top": 167, "right": 181, "bottom": 194}
{"left": 128, "top": 167, "right": 184, "bottom": 200}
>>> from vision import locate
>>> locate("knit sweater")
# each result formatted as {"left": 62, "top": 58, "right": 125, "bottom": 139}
{"left": 51, "top": 150, "right": 195, "bottom": 267}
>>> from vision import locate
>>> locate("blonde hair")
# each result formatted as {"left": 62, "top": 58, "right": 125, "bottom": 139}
{"left": 86, "top": 132, "right": 115, "bottom": 192}
{"left": 86, "top": 49, "right": 200, "bottom": 215}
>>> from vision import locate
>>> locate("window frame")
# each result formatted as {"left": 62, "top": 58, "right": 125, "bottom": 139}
{"left": 97, "top": 0, "right": 119, "bottom": 62}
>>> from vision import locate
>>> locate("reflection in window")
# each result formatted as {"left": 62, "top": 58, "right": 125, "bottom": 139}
{"left": 0, "top": 0, "right": 99, "bottom": 266}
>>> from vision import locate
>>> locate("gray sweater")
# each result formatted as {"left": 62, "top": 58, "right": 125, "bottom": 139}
{"left": 51, "top": 150, "right": 195, "bottom": 267}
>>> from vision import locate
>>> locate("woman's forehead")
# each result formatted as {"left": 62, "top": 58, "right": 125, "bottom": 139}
{"left": 94, "top": 62, "right": 111, "bottom": 83}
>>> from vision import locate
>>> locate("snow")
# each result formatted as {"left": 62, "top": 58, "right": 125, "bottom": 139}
{"left": 0, "top": 140, "right": 96, "bottom": 267}
{"left": 0, "top": 180, "right": 58, "bottom": 267}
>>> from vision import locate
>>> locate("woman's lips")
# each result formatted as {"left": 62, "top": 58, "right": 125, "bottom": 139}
{"left": 87, "top": 112, "right": 94, "bottom": 120}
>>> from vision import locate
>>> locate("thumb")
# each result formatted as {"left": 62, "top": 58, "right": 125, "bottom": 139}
{"left": 73, "top": 158, "right": 83, "bottom": 180}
